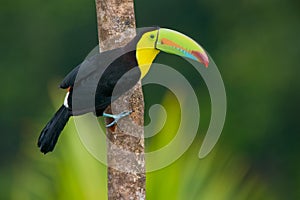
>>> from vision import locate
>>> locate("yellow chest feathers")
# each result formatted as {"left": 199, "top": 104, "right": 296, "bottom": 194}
{"left": 136, "top": 48, "right": 159, "bottom": 79}
{"left": 135, "top": 30, "right": 160, "bottom": 79}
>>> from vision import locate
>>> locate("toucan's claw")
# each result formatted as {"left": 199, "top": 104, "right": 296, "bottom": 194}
{"left": 103, "top": 110, "right": 132, "bottom": 127}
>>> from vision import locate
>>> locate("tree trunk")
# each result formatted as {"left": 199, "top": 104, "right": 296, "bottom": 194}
{"left": 94, "top": 0, "right": 146, "bottom": 199}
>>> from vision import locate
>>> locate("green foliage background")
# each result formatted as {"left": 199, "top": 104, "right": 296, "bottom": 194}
{"left": 1, "top": 0, "right": 299, "bottom": 199}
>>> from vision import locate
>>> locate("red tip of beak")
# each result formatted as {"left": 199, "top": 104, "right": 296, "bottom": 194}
{"left": 204, "top": 60, "right": 209, "bottom": 68}
{"left": 191, "top": 50, "right": 209, "bottom": 68}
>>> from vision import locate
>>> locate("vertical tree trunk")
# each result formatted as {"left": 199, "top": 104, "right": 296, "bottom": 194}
{"left": 94, "top": 0, "right": 146, "bottom": 199}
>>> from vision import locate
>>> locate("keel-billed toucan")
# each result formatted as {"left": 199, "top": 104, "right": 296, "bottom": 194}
{"left": 38, "top": 27, "right": 209, "bottom": 154}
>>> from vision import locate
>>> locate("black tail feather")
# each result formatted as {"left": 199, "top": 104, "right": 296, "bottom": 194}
{"left": 38, "top": 105, "right": 71, "bottom": 154}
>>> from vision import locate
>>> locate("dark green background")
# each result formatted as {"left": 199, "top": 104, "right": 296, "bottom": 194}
{"left": 1, "top": 0, "right": 299, "bottom": 199}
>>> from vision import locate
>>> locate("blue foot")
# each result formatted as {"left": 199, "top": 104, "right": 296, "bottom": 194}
{"left": 103, "top": 110, "right": 132, "bottom": 127}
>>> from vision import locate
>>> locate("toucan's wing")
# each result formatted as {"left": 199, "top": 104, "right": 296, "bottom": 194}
{"left": 60, "top": 47, "right": 141, "bottom": 115}
{"left": 80, "top": 50, "right": 141, "bottom": 114}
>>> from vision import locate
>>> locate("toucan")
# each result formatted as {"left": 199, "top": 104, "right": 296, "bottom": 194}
{"left": 38, "top": 27, "right": 209, "bottom": 154}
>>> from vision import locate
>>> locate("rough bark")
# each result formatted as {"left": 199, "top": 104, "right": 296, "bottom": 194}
{"left": 95, "top": 0, "right": 145, "bottom": 199}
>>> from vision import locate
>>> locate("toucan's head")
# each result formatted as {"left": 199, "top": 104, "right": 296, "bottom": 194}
{"left": 136, "top": 27, "right": 209, "bottom": 78}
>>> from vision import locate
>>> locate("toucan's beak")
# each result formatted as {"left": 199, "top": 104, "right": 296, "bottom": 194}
{"left": 155, "top": 28, "right": 209, "bottom": 67}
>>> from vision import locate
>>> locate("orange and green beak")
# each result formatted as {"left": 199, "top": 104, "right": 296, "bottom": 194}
{"left": 155, "top": 28, "right": 209, "bottom": 67}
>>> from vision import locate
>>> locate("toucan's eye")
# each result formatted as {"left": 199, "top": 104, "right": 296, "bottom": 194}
{"left": 150, "top": 34, "right": 155, "bottom": 39}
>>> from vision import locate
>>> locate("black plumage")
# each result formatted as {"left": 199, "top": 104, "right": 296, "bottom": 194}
{"left": 38, "top": 105, "right": 71, "bottom": 153}
{"left": 38, "top": 27, "right": 158, "bottom": 154}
